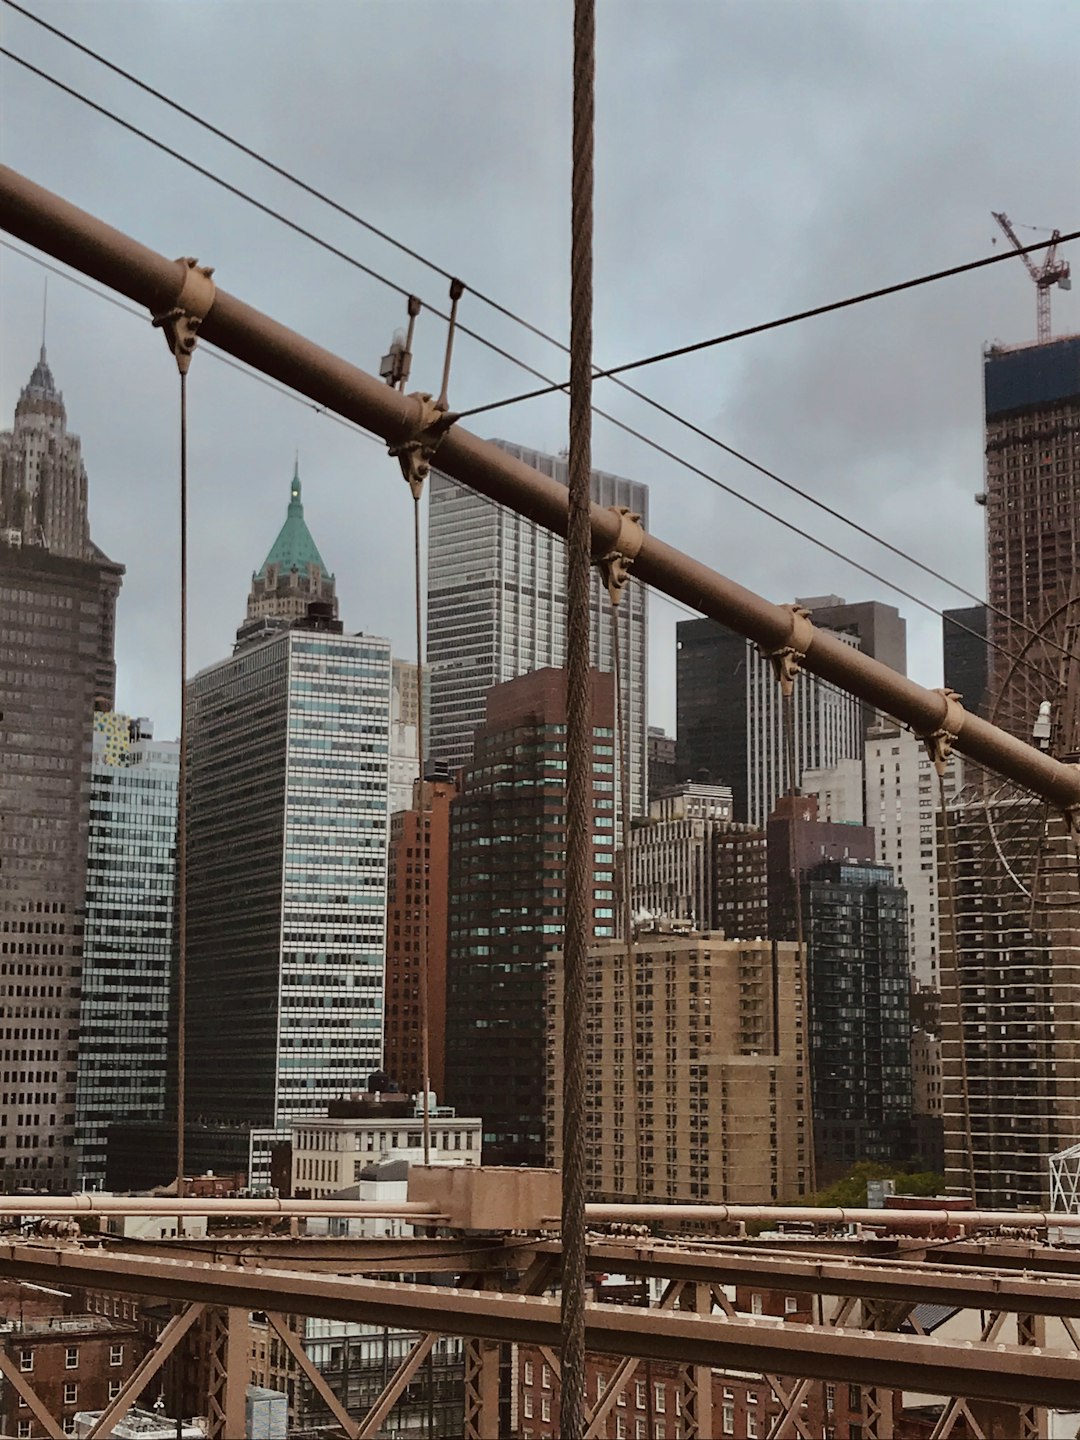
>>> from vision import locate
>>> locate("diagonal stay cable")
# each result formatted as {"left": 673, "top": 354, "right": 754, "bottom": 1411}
{"left": 2, "top": 14, "right": 1075, "bottom": 669}
{"left": 1, "top": 42, "right": 1067, "bottom": 686}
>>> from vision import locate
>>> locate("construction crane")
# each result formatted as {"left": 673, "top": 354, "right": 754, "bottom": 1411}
{"left": 992, "top": 210, "right": 1072, "bottom": 343}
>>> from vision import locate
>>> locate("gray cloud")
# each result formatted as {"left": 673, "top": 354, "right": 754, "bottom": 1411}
{"left": 1, "top": 0, "right": 1077, "bottom": 738}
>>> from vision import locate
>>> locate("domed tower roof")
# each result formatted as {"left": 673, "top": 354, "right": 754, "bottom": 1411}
{"left": 257, "top": 461, "right": 332, "bottom": 579}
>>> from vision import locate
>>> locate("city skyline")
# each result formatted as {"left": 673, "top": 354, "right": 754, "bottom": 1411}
{"left": 3, "top": 3, "right": 1076, "bottom": 746}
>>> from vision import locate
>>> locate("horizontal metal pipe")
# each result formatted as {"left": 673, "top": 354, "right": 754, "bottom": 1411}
{"left": 583, "top": 1203, "right": 1080, "bottom": 1229}
{"left": 0, "top": 1242, "right": 1076, "bottom": 1406}
{"left": 2, "top": 163, "right": 1077, "bottom": 810}
{"left": 0, "top": 1195, "right": 441, "bottom": 1218}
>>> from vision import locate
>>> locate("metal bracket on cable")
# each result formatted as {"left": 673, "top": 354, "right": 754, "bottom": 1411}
{"left": 760, "top": 604, "right": 814, "bottom": 697}
{"left": 918, "top": 687, "right": 966, "bottom": 775}
{"left": 595, "top": 507, "right": 645, "bottom": 605}
{"left": 385, "top": 280, "right": 464, "bottom": 499}
{"left": 151, "top": 257, "right": 216, "bottom": 375}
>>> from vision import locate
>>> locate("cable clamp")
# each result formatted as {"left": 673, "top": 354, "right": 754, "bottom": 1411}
{"left": 388, "top": 392, "right": 457, "bottom": 500}
{"left": 596, "top": 507, "right": 645, "bottom": 605}
{"left": 152, "top": 257, "right": 216, "bottom": 375}
{"left": 918, "top": 688, "right": 966, "bottom": 775}
{"left": 760, "top": 605, "right": 814, "bottom": 697}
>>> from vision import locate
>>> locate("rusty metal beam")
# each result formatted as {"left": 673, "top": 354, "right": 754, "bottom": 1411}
{"left": 0, "top": 1347, "right": 64, "bottom": 1440}
{"left": 86, "top": 1301, "right": 207, "bottom": 1439}
{"left": 266, "top": 1311, "right": 359, "bottom": 1440}
{"left": 0, "top": 1242, "right": 1077, "bottom": 1406}
{"left": 1, "top": 163, "right": 1078, "bottom": 813}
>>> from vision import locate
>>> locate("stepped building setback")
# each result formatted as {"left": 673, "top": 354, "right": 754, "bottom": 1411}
{"left": 0, "top": 348, "right": 123, "bottom": 1189}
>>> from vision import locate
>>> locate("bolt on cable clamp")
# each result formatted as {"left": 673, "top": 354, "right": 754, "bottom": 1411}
{"left": 918, "top": 688, "right": 966, "bottom": 774}
{"left": 760, "top": 605, "right": 814, "bottom": 697}
{"left": 388, "top": 392, "right": 458, "bottom": 500}
{"left": 152, "top": 257, "right": 216, "bottom": 375}
{"left": 596, "top": 507, "right": 645, "bottom": 605}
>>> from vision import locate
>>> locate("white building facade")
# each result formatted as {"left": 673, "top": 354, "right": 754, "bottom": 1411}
{"left": 291, "top": 1104, "right": 481, "bottom": 1200}
{"left": 427, "top": 441, "right": 649, "bottom": 816}
{"left": 864, "top": 721, "right": 962, "bottom": 989}
{"left": 746, "top": 631, "right": 863, "bottom": 828}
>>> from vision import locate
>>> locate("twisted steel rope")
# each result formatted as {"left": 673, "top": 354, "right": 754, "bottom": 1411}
{"left": 559, "top": 0, "right": 596, "bottom": 1431}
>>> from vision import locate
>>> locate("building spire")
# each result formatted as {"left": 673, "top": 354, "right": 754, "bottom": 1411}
{"left": 291, "top": 454, "right": 301, "bottom": 507}
{"left": 41, "top": 277, "right": 48, "bottom": 362}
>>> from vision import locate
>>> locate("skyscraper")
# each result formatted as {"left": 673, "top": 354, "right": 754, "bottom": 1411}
{"left": 767, "top": 796, "right": 912, "bottom": 1181}
{"left": 445, "top": 668, "right": 616, "bottom": 1166}
{"left": 795, "top": 595, "right": 907, "bottom": 736}
{"left": 628, "top": 782, "right": 735, "bottom": 929}
{"left": 939, "top": 334, "right": 1080, "bottom": 1206}
{"left": 0, "top": 348, "right": 123, "bottom": 1189}
{"left": 982, "top": 336, "right": 1080, "bottom": 732}
{"left": 427, "top": 441, "right": 648, "bottom": 815}
{"left": 383, "top": 771, "right": 455, "bottom": 1098}
{"left": 942, "top": 605, "right": 988, "bottom": 719}
{"left": 676, "top": 619, "right": 863, "bottom": 826}
{"left": 76, "top": 713, "right": 178, "bottom": 1190}
{"left": 865, "top": 721, "right": 962, "bottom": 990}
{"left": 184, "top": 481, "right": 391, "bottom": 1135}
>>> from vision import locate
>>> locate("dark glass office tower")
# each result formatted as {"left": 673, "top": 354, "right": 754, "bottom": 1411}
{"left": 445, "top": 668, "right": 616, "bottom": 1166}
{"left": 76, "top": 714, "right": 178, "bottom": 1189}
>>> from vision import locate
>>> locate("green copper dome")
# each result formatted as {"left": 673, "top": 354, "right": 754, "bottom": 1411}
{"left": 257, "top": 462, "right": 332, "bottom": 578}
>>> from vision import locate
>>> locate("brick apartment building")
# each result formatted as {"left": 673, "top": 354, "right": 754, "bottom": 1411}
{"left": 0, "top": 1311, "right": 141, "bottom": 1438}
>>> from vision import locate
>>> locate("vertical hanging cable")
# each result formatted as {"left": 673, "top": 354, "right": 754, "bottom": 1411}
{"left": 150, "top": 255, "right": 215, "bottom": 1210}
{"left": 611, "top": 600, "right": 643, "bottom": 1200}
{"left": 412, "top": 491, "right": 431, "bottom": 1167}
{"left": 938, "top": 771, "right": 977, "bottom": 1200}
{"left": 560, "top": 0, "right": 595, "bottom": 1433}
{"left": 175, "top": 369, "right": 188, "bottom": 1205}
{"left": 781, "top": 685, "right": 815, "bottom": 1195}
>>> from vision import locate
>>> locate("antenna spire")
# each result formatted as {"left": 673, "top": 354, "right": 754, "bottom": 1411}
{"left": 40, "top": 277, "right": 48, "bottom": 360}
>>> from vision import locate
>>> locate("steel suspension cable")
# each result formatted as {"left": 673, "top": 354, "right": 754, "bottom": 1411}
{"left": 937, "top": 770, "right": 977, "bottom": 1201}
{"left": 611, "top": 599, "right": 644, "bottom": 1203}
{"left": 412, "top": 492, "right": 432, "bottom": 1167}
{"left": 781, "top": 685, "right": 815, "bottom": 1195}
{"left": 176, "top": 368, "right": 189, "bottom": 1210}
{"left": 560, "top": 0, "right": 595, "bottom": 1430}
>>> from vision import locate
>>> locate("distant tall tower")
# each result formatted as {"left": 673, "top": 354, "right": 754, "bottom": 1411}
{"left": 236, "top": 462, "right": 337, "bottom": 649}
{"left": 76, "top": 714, "right": 178, "bottom": 1190}
{"left": 982, "top": 336, "right": 1080, "bottom": 734}
{"left": 186, "top": 478, "right": 390, "bottom": 1144}
{"left": 427, "top": 441, "right": 648, "bottom": 816}
{"left": 940, "top": 334, "right": 1080, "bottom": 1208}
{"left": 0, "top": 348, "right": 123, "bottom": 1190}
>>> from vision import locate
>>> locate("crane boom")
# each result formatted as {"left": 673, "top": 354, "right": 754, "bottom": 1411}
{"left": 992, "top": 210, "right": 1072, "bottom": 343}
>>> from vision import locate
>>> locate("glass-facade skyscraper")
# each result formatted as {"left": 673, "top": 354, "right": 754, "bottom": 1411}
{"left": 184, "top": 606, "right": 392, "bottom": 1131}
{"left": 427, "top": 441, "right": 649, "bottom": 816}
{"left": 76, "top": 712, "right": 178, "bottom": 1190}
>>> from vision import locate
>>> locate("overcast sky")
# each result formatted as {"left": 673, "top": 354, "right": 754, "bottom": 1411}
{"left": 2, "top": 0, "right": 1077, "bottom": 738}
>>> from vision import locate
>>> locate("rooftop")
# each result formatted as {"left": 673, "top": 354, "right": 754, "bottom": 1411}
{"left": 256, "top": 462, "right": 332, "bottom": 580}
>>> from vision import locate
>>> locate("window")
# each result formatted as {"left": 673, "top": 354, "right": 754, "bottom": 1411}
{"left": 65, "top": 1346, "right": 79, "bottom": 1369}
{"left": 523, "top": 1360, "right": 534, "bottom": 1386}
{"left": 746, "top": 1413, "right": 758, "bottom": 1439}
{"left": 541, "top": 1397, "right": 551, "bottom": 1422}
{"left": 18, "top": 1349, "right": 33, "bottom": 1373}
{"left": 616, "top": 1418, "right": 627, "bottom": 1440}
{"left": 654, "top": 1383, "right": 666, "bottom": 1413}
{"left": 542, "top": 1363, "right": 552, "bottom": 1390}
{"left": 636, "top": 1380, "right": 646, "bottom": 1409}
{"left": 596, "top": 1374, "right": 608, "bottom": 1400}
{"left": 523, "top": 1394, "right": 533, "bottom": 1419}
{"left": 109, "top": 1380, "right": 123, "bottom": 1401}
{"left": 750, "top": 1293, "right": 763, "bottom": 1315}
{"left": 18, "top": 1423, "right": 32, "bottom": 1439}
{"left": 826, "top": 1383, "right": 836, "bottom": 1413}
{"left": 722, "top": 1403, "right": 735, "bottom": 1435}
{"left": 618, "top": 1385, "right": 627, "bottom": 1407}
{"left": 64, "top": 1382, "right": 78, "bottom": 1405}
{"left": 784, "top": 1295, "right": 799, "bottom": 1313}
{"left": 110, "top": 1344, "right": 124, "bottom": 1366}
{"left": 636, "top": 1421, "right": 647, "bottom": 1440}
